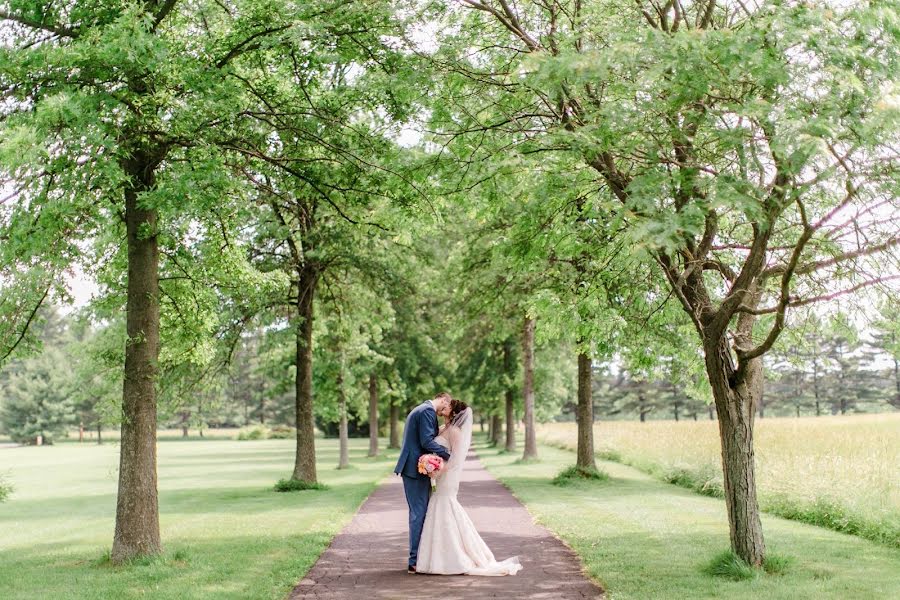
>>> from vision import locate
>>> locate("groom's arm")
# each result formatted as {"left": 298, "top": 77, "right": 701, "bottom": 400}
{"left": 419, "top": 410, "right": 450, "bottom": 460}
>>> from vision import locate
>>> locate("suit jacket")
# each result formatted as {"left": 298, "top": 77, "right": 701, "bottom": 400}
{"left": 394, "top": 401, "right": 451, "bottom": 478}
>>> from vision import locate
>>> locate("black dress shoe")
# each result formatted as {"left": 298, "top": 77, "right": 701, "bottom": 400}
{"left": 407, "top": 565, "right": 417, "bottom": 574}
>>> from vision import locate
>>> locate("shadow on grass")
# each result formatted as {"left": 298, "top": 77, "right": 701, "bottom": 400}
{"left": 1, "top": 532, "right": 338, "bottom": 600}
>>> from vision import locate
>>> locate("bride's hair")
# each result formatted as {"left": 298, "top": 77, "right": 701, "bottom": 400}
{"left": 448, "top": 399, "right": 469, "bottom": 426}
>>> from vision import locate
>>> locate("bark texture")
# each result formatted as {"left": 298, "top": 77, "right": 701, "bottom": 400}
{"left": 368, "top": 373, "right": 378, "bottom": 457}
{"left": 521, "top": 316, "right": 538, "bottom": 460}
{"left": 503, "top": 339, "right": 516, "bottom": 452}
{"left": 337, "top": 364, "right": 349, "bottom": 469}
{"left": 292, "top": 265, "right": 318, "bottom": 483}
{"left": 491, "top": 414, "right": 503, "bottom": 445}
{"left": 705, "top": 337, "right": 766, "bottom": 566}
{"left": 388, "top": 397, "right": 400, "bottom": 449}
{"left": 111, "top": 153, "right": 162, "bottom": 563}
{"left": 576, "top": 351, "right": 596, "bottom": 470}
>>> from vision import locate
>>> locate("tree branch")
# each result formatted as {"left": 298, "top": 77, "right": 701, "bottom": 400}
{"left": 762, "top": 236, "right": 900, "bottom": 279}
{"left": 0, "top": 284, "right": 51, "bottom": 363}
{"left": 215, "top": 25, "right": 293, "bottom": 68}
{"left": 0, "top": 10, "right": 79, "bottom": 38}
{"left": 735, "top": 275, "right": 900, "bottom": 316}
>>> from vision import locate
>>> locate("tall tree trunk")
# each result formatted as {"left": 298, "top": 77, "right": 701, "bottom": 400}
{"left": 292, "top": 266, "right": 318, "bottom": 483}
{"left": 97, "top": 422, "right": 102, "bottom": 445}
{"left": 111, "top": 156, "right": 161, "bottom": 563}
{"left": 491, "top": 414, "right": 502, "bottom": 445}
{"left": 181, "top": 410, "right": 189, "bottom": 437}
{"left": 503, "top": 339, "right": 516, "bottom": 452}
{"left": 705, "top": 337, "right": 766, "bottom": 566}
{"left": 368, "top": 373, "right": 378, "bottom": 457}
{"left": 337, "top": 361, "right": 349, "bottom": 469}
{"left": 388, "top": 397, "right": 400, "bottom": 449}
{"left": 576, "top": 350, "right": 596, "bottom": 470}
{"left": 521, "top": 316, "right": 538, "bottom": 460}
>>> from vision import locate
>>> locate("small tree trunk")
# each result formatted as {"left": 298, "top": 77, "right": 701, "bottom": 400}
{"left": 292, "top": 266, "right": 318, "bottom": 483}
{"left": 79, "top": 421, "right": 84, "bottom": 443}
{"left": 504, "top": 339, "right": 517, "bottom": 452}
{"left": 180, "top": 411, "right": 189, "bottom": 438}
{"left": 259, "top": 379, "right": 266, "bottom": 425}
{"left": 576, "top": 351, "right": 596, "bottom": 470}
{"left": 672, "top": 381, "right": 681, "bottom": 421}
{"left": 708, "top": 404, "right": 716, "bottom": 420}
{"left": 813, "top": 361, "right": 821, "bottom": 416}
{"left": 197, "top": 396, "right": 204, "bottom": 438}
{"left": 705, "top": 338, "right": 766, "bottom": 566}
{"left": 894, "top": 356, "right": 900, "bottom": 408}
{"left": 337, "top": 363, "right": 350, "bottom": 470}
{"left": 97, "top": 422, "right": 102, "bottom": 445}
{"left": 111, "top": 157, "right": 162, "bottom": 564}
{"left": 491, "top": 414, "right": 502, "bottom": 445}
{"left": 368, "top": 373, "right": 378, "bottom": 457}
{"left": 388, "top": 397, "right": 400, "bottom": 449}
{"left": 521, "top": 315, "right": 538, "bottom": 460}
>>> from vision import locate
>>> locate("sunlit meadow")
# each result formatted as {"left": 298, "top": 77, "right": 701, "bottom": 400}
{"left": 538, "top": 413, "right": 900, "bottom": 543}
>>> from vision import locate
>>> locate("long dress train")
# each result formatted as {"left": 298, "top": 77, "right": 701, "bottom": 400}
{"left": 416, "top": 408, "right": 522, "bottom": 576}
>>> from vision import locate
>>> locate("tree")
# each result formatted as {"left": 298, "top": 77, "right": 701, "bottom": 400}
{"left": 224, "top": 2, "right": 422, "bottom": 483}
{"left": 0, "top": 0, "right": 296, "bottom": 562}
{"left": 429, "top": 0, "right": 900, "bottom": 565}
{"left": 871, "top": 300, "right": 900, "bottom": 409}
{"left": 0, "top": 346, "right": 74, "bottom": 444}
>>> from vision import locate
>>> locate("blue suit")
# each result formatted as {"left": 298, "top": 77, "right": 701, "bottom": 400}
{"left": 394, "top": 401, "right": 451, "bottom": 568}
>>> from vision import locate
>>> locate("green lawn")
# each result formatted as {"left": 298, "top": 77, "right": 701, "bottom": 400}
{"left": 0, "top": 438, "right": 398, "bottom": 600}
{"left": 478, "top": 441, "right": 900, "bottom": 600}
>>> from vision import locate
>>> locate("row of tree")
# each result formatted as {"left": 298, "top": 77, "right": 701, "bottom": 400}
{"left": 571, "top": 308, "right": 900, "bottom": 422}
{"left": 3, "top": 0, "right": 899, "bottom": 571}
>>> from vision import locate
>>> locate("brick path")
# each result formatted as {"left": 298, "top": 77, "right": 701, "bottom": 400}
{"left": 288, "top": 452, "right": 605, "bottom": 599}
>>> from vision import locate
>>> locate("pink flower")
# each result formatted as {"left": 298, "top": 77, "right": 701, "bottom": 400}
{"left": 417, "top": 454, "right": 445, "bottom": 477}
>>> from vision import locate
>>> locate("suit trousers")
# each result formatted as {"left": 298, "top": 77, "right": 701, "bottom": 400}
{"left": 401, "top": 473, "right": 431, "bottom": 567}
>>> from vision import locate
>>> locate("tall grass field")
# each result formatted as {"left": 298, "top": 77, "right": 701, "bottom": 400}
{"left": 538, "top": 413, "right": 900, "bottom": 546}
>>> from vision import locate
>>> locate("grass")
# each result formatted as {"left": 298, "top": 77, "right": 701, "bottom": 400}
{"left": 704, "top": 550, "right": 756, "bottom": 581}
{"left": 273, "top": 478, "right": 329, "bottom": 492}
{"left": 552, "top": 464, "right": 610, "bottom": 486}
{"left": 0, "top": 474, "right": 12, "bottom": 501}
{"left": 537, "top": 414, "right": 900, "bottom": 547}
{"left": 0, "top": 437, "right": 397, "bottom": 600}
{"left": 477, "top": 440, "right": 900, "bottom": 600}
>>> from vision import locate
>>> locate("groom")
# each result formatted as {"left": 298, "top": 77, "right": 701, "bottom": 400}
{"left": 394, "top": 391, "right": 452, "bottom": 573}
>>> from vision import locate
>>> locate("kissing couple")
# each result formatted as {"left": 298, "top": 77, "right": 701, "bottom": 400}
{"left": 393, "top": 391, "right": 523, "bottom": 576}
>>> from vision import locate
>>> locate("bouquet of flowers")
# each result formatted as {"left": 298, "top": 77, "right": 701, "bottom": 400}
{"left": 417, "top": 454, "right": 445, "bottom": 490}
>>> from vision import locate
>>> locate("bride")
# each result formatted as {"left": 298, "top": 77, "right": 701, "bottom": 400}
{"left": 416, "top": 399, "right": 523, "bottom": 576}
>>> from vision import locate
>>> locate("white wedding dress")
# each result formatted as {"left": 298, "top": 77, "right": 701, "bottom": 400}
{"left": 416, "top": 408, "right": 523, "bottom": 576}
